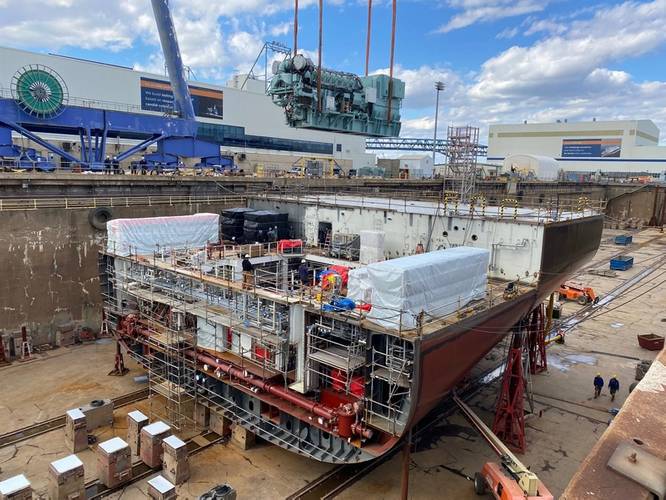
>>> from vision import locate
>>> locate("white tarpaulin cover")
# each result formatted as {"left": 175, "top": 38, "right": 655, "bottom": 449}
{"left": 359, "top": 230, "right": 385, "bottom": 264}
{"left": 107, "top": 213, "right": 219, "bottom": 256}
{"left": 347, "top": 246, "right": 489, "bottom": 330}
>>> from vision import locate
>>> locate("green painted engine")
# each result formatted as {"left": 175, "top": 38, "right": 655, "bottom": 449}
{"left": 268, "top": 55, "right": 404, "bottom": 137}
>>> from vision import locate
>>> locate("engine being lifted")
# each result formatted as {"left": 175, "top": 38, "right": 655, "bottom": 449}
{"left": 268, "top": 54, "right": 404, "bottom": 137}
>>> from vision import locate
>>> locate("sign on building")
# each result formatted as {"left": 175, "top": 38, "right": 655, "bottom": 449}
{"left": 140, "top": 77, "right": 223, "bottom": 119}
{"left": 561, "top": 138, "right": 621, "bottom": 158}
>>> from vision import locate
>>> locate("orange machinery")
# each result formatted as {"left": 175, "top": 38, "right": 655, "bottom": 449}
{"left": 454, "top": 394, "right": 554, "bottom": 500}
{"left": 558, "top": 282, "right": 598, "bottom": 305}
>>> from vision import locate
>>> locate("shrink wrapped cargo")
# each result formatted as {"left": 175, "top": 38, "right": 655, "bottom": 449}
{"left": 107, "top": 213, "right": 219, "bottom": 256}
{"left": 347, "top": 247, "right": 489, "bottom": 330}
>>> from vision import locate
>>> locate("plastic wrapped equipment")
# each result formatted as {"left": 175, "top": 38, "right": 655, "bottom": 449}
{"left": 107, "top": 213, "right": 220, "bottom": 256}
{"left": 347, "top": 247, "right": 489, "bottom": 330}
{"left": 359, "top": 230, "right": 385, "bottom": 264}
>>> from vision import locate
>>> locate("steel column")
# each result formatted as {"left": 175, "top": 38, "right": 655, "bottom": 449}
{"left": 492, "top": 328, "right": 526, "bottom": 453}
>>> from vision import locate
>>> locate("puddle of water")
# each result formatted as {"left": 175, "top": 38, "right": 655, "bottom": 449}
{"left": 564, "top": 354, "right": 598, "bottom": 365}
{"left": 547, "top": 353, "right": 598, "bottom": 372}
{"left": 610, "top": 323, "right": 624, "bottom": 329}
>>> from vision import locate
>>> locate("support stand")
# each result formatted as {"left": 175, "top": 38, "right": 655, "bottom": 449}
{"left": 527, "top": 304, "right": 547, "bottom": 374}
{"left": 19, "top": 325, "right": 32, "bottom": 361}
{"left": 400, "top": 430, "right": 412, "bottom": 500}
{"left": 492, "top": 328, "right": 526, "bottom": 453}
{"left": 109, "top": 341, "right": 129, "bottom": 376}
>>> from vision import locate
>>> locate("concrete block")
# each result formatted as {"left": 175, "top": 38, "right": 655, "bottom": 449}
{"left": 162, "top": 435, "right": 190, "bottom": 485}
{"left": 48, "top": 454, "right": 85, "bottom": 500}
{"left": 0, "top": 475, "right": 31, "bottom": 500}
{"left": 210, "top": 409, "right": 232, "bottom": 437}
{"left": 97, "top": 437, "right": 132, "bottom": 488}
{"left": 195, "top": 404, "right": 210, "bottom": 429}
{"left": 231, "top": 424, "right": 255, "bottom": 451}
{"left": 140, "top": 421, "right": 171, "bottom": 468}
{"left": 127, "top": 410, "right": 149, "bottom": 458}
{"left": 65, "top": 408, "right": 87, "bottom": 453}
{"left": 55, "top": 327, "right": 76, "bottom": 347}
{"left": 147, "top": 475, "right": 176, "bottom": 500}
{"left": 79, "top": 399, "right": 114, "bottom": 431}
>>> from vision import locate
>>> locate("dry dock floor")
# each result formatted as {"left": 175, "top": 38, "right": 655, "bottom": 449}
{"left": 0, "top": 228, "right": 663, "bottom": 498}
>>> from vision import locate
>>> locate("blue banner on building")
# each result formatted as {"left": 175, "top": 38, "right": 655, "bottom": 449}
{"left": 140, "top": 77, "right": 223, "bottom": 119}
{"left": 561, "top": 138, "right": 621, "bottom": 158}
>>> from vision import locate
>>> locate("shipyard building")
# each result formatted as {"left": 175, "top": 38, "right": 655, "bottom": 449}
{"left": 0, "top": 46, "right": 374, "bottom": 173}
{"left": 487, "top": 119, "right": 666, "bottom": 180}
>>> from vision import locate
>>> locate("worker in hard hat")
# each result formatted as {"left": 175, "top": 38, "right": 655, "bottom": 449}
{"left": 608, "top": 375, "right": 620, "bottom": 401}
{"left": 241, "top": 254, "right": 254, "bottom": 290}
{"left": 593, "top": 373, "right": 604, "bottom": 398}
{"left": 298, "top": 259, "right": 310, "bottom": 286}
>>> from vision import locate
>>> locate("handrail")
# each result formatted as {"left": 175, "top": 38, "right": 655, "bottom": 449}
{"left": 248, "top": 192, "right": 606, "bottom": 224}
{"left": 0, "top": 194, "right": 246, "bottom": 211}
{"left": 0, "top": 88, "right": 146, "bottom": 114}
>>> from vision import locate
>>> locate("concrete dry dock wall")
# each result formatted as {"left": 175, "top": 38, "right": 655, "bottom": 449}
{"left": 0, "top": 200, "right": 242, "bottom": 345}
{"left": 0, "top": 174, "right": 653, "bottom": 341}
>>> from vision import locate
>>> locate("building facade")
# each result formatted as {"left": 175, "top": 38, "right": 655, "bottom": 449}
{"left": 0, "top": 46, "right": 375, "bottom": 172}
{"left": 487, "top": 120, "right": 666, "bottom": 179}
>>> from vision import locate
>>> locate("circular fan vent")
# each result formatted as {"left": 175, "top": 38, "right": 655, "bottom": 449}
{"left": 11, "top": 64, "right": 69, "bottom": 119}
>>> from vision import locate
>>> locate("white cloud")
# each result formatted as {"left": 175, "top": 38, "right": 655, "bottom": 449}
{"left": 270, "top": 22, "right": 291, "bottom": 37}
{"left": 496, "top": 26, "right": 519, "bottom": 39}
{"left": 470, "top": 0, "right": 666, "bottom": 99}
{"left": 437, "top": 0, "right": 549, "bottom": 33}
{"left": 392, "top": 1, "right": 666, "bottom": 145}
{"left": 523, "top": 18, "right": 566, "bottom": 37}
{"left": 0, "top": 0, "right": 310, "bottom": 83}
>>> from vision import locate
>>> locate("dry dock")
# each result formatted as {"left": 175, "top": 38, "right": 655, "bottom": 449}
{"left": 0, "top": 227, "right": 664, "bottom": 498}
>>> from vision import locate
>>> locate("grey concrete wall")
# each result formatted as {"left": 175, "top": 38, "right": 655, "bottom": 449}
{"left": 0, "top": 201, "right": 242, "bottom": 344}
{"left": 0, "top": 175, "right": 651, "bottom": 343}
{"left": 605, "top": 185, "right": 666, "bottom": 224}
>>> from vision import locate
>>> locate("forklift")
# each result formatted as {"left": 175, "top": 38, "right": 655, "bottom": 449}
{"left": 558, "top": 282, "right": 598, "bottom": 305}
{"left": 453, "top": 394, "right": 554, "bottom": 500}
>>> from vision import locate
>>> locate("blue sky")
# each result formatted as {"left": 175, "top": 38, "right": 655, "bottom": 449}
{"left": 1, "top": 0, "right": 665, "bottom": 143}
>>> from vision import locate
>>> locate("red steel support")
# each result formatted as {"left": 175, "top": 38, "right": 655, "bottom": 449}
{"left": 527, "top": 304, "right": 547, "bottom": 374}
{"left": 364, "top": 0, "right": 372, "bottom": 76}
{"left": 492, "top": 329, "right": 526, "bottom": 453}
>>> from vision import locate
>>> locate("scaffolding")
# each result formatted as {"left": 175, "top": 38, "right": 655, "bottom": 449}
{"left": 446, "top": 125, "right": 480, "bottom": 203}
{"left": 101, "top": 244, "right": 301, "bottom": 430}
{"left": 305, "top": 318, "right": 366, "bottom": 394}
{"left": 103, "top": 255, "right": 199, "bottom": 431}
{"left": 367, "top": 335, "right": 413, "bottom": 435}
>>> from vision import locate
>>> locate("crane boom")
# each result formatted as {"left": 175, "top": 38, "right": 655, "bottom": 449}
{"left": 453, "top": 393, "right": 541, "bottom": 497}
{"left": 150, "top": 0, "right": 196, "bottom": 122}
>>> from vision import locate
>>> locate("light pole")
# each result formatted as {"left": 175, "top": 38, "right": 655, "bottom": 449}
{"left": 432, "top": 81, "right": 445, "bottom": 169}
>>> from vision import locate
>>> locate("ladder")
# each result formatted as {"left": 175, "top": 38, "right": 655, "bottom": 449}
{"left": 323, "top": 231, "right": 332, "bottom": 255}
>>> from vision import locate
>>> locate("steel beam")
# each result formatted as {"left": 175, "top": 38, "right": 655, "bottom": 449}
{"left": 0, "top": 119, "right": 81, "bottom": 164}
{"left": 115, "top": 134, "right": 166, "bottom": 162}
{"left": 366, "top": 137, "right": 488, "bottom": 157}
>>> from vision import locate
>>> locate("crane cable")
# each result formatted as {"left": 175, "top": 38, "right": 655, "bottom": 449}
{"left": 365, "top": 0, "right": 373, "bottom": 76}
{"left": 317, "top": 0, "right": 323, "bottom": 113}
{"left": 293, "top": 0, "right": 299, "bottom": 56}
{"left": 387, "top": 0, "right": 397, "bottom": 122}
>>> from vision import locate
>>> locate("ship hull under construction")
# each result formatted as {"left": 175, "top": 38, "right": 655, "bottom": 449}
{"left": 102, "top": 196, "right": 604, "bottom": 463}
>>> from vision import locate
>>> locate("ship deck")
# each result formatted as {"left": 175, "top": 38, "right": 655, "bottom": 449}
{"left": 108, "top": 248, "right": 537, "bottom": 339}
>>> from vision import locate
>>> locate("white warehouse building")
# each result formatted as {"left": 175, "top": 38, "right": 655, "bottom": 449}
{"left": 0, "top": 46, "right": 376, "bottom": 172}
{"left": 487, "top": 120, "right": 666, "bottom": 180}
